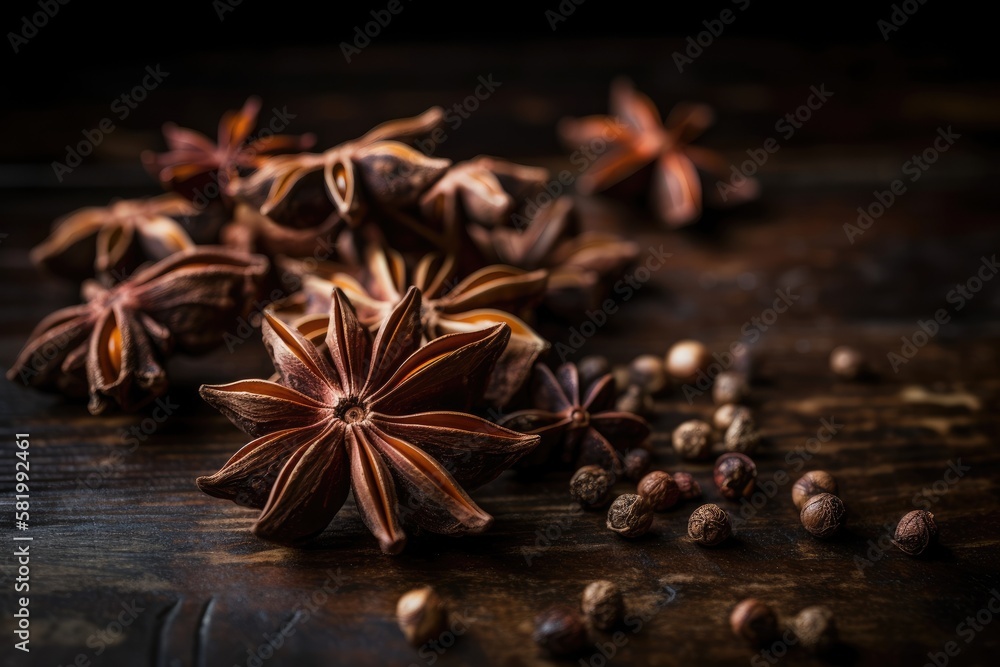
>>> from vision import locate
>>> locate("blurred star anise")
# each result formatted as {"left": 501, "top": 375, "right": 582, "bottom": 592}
{"left": 197, "top": 287, "right": 539, "bottom": 552}
{"left": 142, "top": 96, "right": 316, "bottom": 205}
{"left": 500, "top": 363, "right": 650, "bottom": 473}
{"left": 30, "top": 194, "right": 199, "bottom": 283}
{"left": 284, "top": 248, "right": 549, "bottom": 405}
{"left": 558, "top": 79, "right": 758, "bottom": 227}
{"left": 8, "top": 248, "right": 268, "bottom": 414}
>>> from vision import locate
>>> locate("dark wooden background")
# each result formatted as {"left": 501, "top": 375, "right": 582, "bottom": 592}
{"left": 2, "top": 5, "right": 999, "bottom": 666}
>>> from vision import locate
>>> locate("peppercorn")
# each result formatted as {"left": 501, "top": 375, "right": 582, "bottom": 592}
{"left": 616, "top": 384, "right": 653, "bottom": 416}
{"left": 790, "top": 606, "right": 838, "bottom": 653}
{"left": 714, "top": 453, "right": 757, "bottom": 500}
{"left": 569, "top": 465, "right": 614, "bottom": 509}
{"left": 791, "top": 471, "right": 838, "bottom": 510}
{"left": 713, "top": 403, "right": 748, "bottom": 431}
{"left": 628, "top": 354, "right": 668, "bottom": 394}
{"left": 533, "top": 606, "right": 588, "bottom": 656}
{"left": 637, "top": 471, "right": 680, "bottom": 511}
{"left": 687, "top": 503, "right": 732, "bottom": 546}
{"left": 578, "top": 355, "right": 611, "bottom": 390}
{"left": 606, "top": 494, "right": 654, "bottom": 538}
{"left": 713, "top": 371, "right": 749, "bottom": 405}
{"left": 673, "top": 472, "right": 702, "bottom": 500}
{"left": 623, "top": 448, "right": 652, "bottom": 481}
{"left": 396, "top": 586, "right": 448, "bottom": 647}
{"left": 729, "top": 598, "right": 779, "bottom": 647}
{"left": 672, "top": 419, "right": 713, "bottom": 460}
{"left": 724, "top": 410, "right": 759, "bottom": 454}
{"left": 893, "top": 510, "right": 937, "bottom": 556}
{"left": 799, "top": 493, "right": 845, "bottom": 538}
{"left": 830, "top": 346, "right": 865, "bottom": 380}
{"left": 581, "top": 580, "right": 625, "bottom": 630}
{"left": 665, "top": 339, "right": 710, "bottom": 380}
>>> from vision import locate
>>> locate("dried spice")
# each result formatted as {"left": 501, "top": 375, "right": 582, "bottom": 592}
{"left": 30, "top": 194, "right": 198, "bottom": 282}
{"left": 729, "top": 599, "right": 779, "bottom": 647}
{"left": 673, "top": 472, "right": 702, "bottom": 500}
{"left": 533, "top": 606, "right": 588, "bottom": 656}
{"left": 713, "top": 371, "right": 748, "bottom": 405}
{"left": 687, "top": 503, "right": 731, "bottom": 546}
{"left": 637, "top": 471, "right": 680, "bottom": 511}
{"left": 501, "top": 363, "right": 650, "bottom": 473}
{"left": 665, "top": 339, "right": 710, "bottom": 380}
{"left": 893, "top": 510, "right": 937, "bottom": 556}
{"left": 713, "top": 404, "right": 748, "bottom": 431}
{"left": 285, "top": 247, "right": 549, "bottom": 405}
{"left": 396, "top": 586, "right": 448, "bottom": 647}
{"left": 581, "top": 581, "right": 625, "bottom": 630}
{"left": 799, "top": 493, "right": 846, "bottom": 539}
{"left": 8, "top": 248, "right": 267, "bottom": 414}
{"left": 791, "top": 471, "right": 838, "bottom": 510}
{"left": 616, "top": 385, "right": 653, "bottom": 416}
{"left": 724, "top": 411, "right": 760, "bottom": 454}
{"left": 569, "top": 465, "right": 614, "bottom": 509}
{"left": 623, "top": 448, "right": 652, "bottom": 481}
{"left": 672, "top": 419, "right": 713, "bottom": 461}
{"left": 714, "top": 453, "right": 757, "bottom": 499}
{"left": 142, "top": 96, "right": 316, "bottom": 205}
{"left": 829, "top": 345, "right": 865, "bottom": 380}
{"left": 606, "top": 494, "right": 654, "bottom": 538}
{"left": 197, "top": 287, "right": 539, "bottom": 552}
{"left": 558, "top": 79, "right": 758, "bottom": 227}
{"left": 628, "top": 354, "right": 668, "bottom": 393}
{"left": 790, "top": 606, "right": 838, "bottom": 653}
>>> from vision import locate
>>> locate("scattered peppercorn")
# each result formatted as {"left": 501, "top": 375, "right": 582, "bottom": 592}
{"left": 729, "top": 598, "right": 779, "bottom": 647}
{"left": 637, "top": 471, "right": 680, "bottom": 511}
{"left": 578, "top": 355, "right": 611, "bottom": 389}
{"left": 713, "top": 371, "right": 749, "bottom": 405}
{"left": 799, "top": 493, "right": 845, "bottom": 538}
{"left": 688, "top": 503, "right": 732, "bottom": 546}
{"left": 607, "top": 494, "right": 654, "bottom": 538}
{"left": 714, "top": 453, "right": 757, "bottom": 500}
{"left": 830, "top": 346, "right": 865, "bottom": 380}
{"left": 713, "top": 403, "right": 748, "bottom": 431}
{"left": 628, "top": 354, "right": 668, "bottom": 393}
{"left": 581, "top": 580, "right": 625, "bottom": 630}
{"left": 724, "top": 410, "right": 760, "bottom": 454}
{"left": 665, "top": 339, "right": 710, "bottom": 380}
{"left": 673, "top": 419, "right": 713, "bottom": 460}
{"left": 533, "top": 606, "right": 588, "bottom": 656}
{"left": 791, "top": 471, "right": 838, "bottom": 510}
{"left": 396, "top": 586, "right": 448, "bottom": 647}
{"left": 673, "top": 472, "right": 703, "bottom": 500}
{"left": 570, "top": 465, "right": 615, "bottom": 509}
{"left": 893, "top": 510, "right": 937, "bottom": 556}
{"left": 623, "top": 448, "right": 652, "bottom": 481}
{"left": 790, "top": 606, "right": 838, "bottom": 653}
{"left": 617, "top": 384, "right": 653, "bottom": 416}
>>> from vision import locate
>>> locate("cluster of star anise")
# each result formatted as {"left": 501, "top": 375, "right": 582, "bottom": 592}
{"left": 11, "top": 84, "right": 746, "bottom": 551}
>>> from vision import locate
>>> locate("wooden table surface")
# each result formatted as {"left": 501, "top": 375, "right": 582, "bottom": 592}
{"left": 1, "top": 36, "right": 999, "bottom": 667}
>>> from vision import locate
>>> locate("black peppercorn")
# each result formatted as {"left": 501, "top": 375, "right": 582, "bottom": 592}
{"left": 673, "top": 472, "right": 702, "bottom": 500}
{"left": 617, "top": 384, "right": 653, "bottom": 416}
{"left": 687, "top": 503, "right": 732, "bottom": 546}
{"left": 830, "top": 346, "right": 864, "bottom": 380}
{"left": 893, "top": 510, "right": 937, "bottom": 556}
{"left": 665, "top": 339, "right": 710, "bottom": 380}
{"left": 791, "top": 471, "right": 838, "bottom": 510}
{"left": 396, "top": 586, "right": 448, "bottom": 647}
{"left": 623, "top": 448, "right": 652, "bottom": 481}
{"left": 724, "top": 410, "right": 759, "bottom": 454}
{"left": 729, "top": 598, "right": 779, "bottom": 647}
{"left": 799, "top": 493, "right": 845, "bottom": 538}
{"left": 570, "top": 465, "right": 614, "bottom": 509}
{"left": 581, "top": 580, "right": 625, "bottom": 630}
{"left": 628, "top": 354, "right": 668, "bottom": 393}
{"left": 714, "top": 453, "right": 757, "bottom": 500}
{"left": 533, "top": 606, "right": 588, "bottom": 656}
{"left": 637, "top": 471, "right": 680, "bottom": 511}
{"left": 673, "top": 419, "right": 713, "bottom": 460}
{"left": 713, "top": 404, "right": 748, "bottom": 431}
{"left": 791, "top": 606, "right": 838, "bottom": 653}
{"left": 713, "top": 371, "right": 749, "bottom": 405}
{"left": 607, "top": 494, "right": 654, "bottom": 538}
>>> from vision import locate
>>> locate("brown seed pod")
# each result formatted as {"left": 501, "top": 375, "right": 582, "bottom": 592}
{"left": 892, "top": 510, "right": 937, "bottom": 556}
{"left": 606, "top": 494, "right": 654, "bottom": 538}
{"left": 729, "top": 598, "right": 779, "bottom": 646}
{"left": 673, "top": 472, "right": 702, "bottom": 500}
{"left": 724, "top": 410, "right": 760, "bottom": 454}
{"left": 790, "top": 605, "right": 838, "bottom": 653}
{"left": 637, "top": 471, "right": 680, "bottom": 511}
{"left": 687, "top": 503, "right": 731, "bottom": 546}
{"left": 713, "top": 453, "right": 758, "bottom": 500}
{"left": 799, "top": 493, "right": 846, "bottom": 538}
{"left": 672, "top": 420, "right": 713, "bottom": 460}
{"left": 396, "top": 586, "right": 448, "bottom": 647}
{"left": 581, "top": 580, "right": 625, "bottom": 630}
{"left": 713, "top": 371, "right": 749, "bottom": 405}
{"left": 713, "top": 404, "right": 748, "bottom": 431}
{"left": 533, "top": 606, "right": 588, "bottom": 656}
{"left": 569, "top": 465, "right": 615, "bottom": 509}
{"left": 791, "top": 471, "right": 838, "bottom": 510}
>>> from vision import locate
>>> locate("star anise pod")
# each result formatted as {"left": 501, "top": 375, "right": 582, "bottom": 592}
{"left": 500, "top": 363, "right": 650, "bottom": 473}
{"left": 142, "top": 96, "right": 316, "bottom": 205}
{"left": 30, "top": 194, "right": 199, "bottom": 283}
{"left": 7, "top": 248, "right": 268, "bottom": 414}
{"left": 220, "top": 202, "right": 351, "bottom": 260}
{"left": 469, "top": 196, "right": 640, "bottom": 314}
{"left": 197, "top": 287, "right": 539, "bottom": 552}
{"left": 283, "top": 248, "right": 549, "bottom": 405}
{"left": 558, "top": 79, "right": 758, "bottom": 227}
